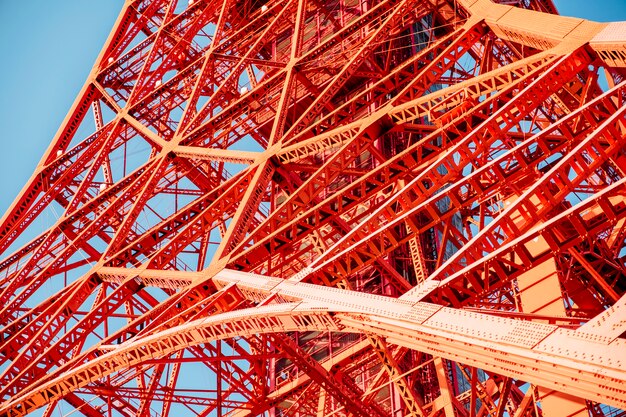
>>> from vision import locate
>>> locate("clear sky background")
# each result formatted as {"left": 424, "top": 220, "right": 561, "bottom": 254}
{"left": 0, "top": 0, "right": 625, "bottom": 216}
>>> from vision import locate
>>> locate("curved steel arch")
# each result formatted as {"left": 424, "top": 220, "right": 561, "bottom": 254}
{"left": 3, "top": 268, "right": 625, "bottom": 415}
{"left": 1, "top": 0, "right": 626, "bottom": 416}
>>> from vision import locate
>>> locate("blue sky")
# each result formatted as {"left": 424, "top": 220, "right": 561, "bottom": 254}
{"left": 0, "top": 0, "right": 625, "bottom": 216}
{"left": 0, "top": 0, "right": 123, "bottom": 215}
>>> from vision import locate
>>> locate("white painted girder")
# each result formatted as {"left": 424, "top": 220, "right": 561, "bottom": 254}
{"left": 4, "top": 268, "right": 624, "bottom": 416}
{"left": 214, "top": 270, "right": 626, "bottom": 412}
{"left": 5, "top": 1, "right": 626, "bottom": 415}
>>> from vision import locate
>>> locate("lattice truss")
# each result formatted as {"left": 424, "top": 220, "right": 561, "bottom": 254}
{"left": 1, "top": 0, "right": 626, "bottom": 415}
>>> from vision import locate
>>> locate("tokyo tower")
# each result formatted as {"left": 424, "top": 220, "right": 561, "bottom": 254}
{"left": 1, "top": 0, "right": 626, "bottom": 416}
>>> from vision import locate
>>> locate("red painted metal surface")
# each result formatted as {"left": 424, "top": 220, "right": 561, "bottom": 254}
{"left": 1, "top": 0, "right": 626, "bottom": 416}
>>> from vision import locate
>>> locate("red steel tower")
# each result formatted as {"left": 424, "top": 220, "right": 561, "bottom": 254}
{"left": 1, "top": 0, "right": 626, "bottom": 416}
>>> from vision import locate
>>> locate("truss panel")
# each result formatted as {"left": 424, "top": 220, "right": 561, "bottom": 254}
{"left": 1, "top": 0, "right": 626, "bottom": 416}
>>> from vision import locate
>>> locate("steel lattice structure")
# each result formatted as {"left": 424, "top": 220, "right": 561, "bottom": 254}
{"left": 1, "top": 0, "right": 626, "bottom": 416}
